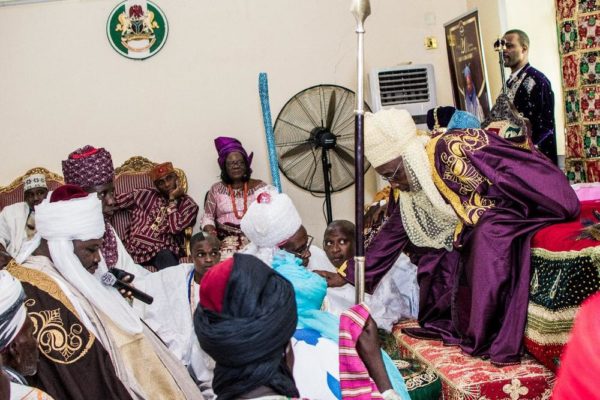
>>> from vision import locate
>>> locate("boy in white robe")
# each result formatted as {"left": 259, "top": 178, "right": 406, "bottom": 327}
{"left": 135, "top": 232, "right": 219, "bottom": 399}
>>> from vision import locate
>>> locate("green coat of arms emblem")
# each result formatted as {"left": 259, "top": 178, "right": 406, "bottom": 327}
{"left": 107, "top": 1, "right": 168, "bottom": 60}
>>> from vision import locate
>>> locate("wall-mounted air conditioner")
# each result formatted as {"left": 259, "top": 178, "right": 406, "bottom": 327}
{"left": 369, "top": 64, "right": 437, "bottom": 130}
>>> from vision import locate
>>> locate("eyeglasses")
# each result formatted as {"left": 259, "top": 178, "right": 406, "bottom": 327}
{"left": 226, "top": 160, "right": 245, "bottom": 168}
{"left": 289, "top": 235, "right": 313, "bottom": 258}
{"left": 381, "top": 160, "right": 403, "bottom": 182}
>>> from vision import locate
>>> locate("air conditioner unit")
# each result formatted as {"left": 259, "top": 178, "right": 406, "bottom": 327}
{"left": 369, "top": 64, "right": 437, "bottom": 130}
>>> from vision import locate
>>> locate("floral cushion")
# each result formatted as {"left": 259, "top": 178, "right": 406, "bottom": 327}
{"left": 392, "top": 321, "right": 554, "bottom": 400}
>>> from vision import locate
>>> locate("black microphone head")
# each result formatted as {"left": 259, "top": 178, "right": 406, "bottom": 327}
{"left": 109, "top": 268, "right": 134, "bottom": 281}
{"left": 101, "top": 272, "right": 117, "bottom": 286}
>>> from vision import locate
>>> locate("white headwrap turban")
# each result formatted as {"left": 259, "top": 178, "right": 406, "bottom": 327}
{"left": 0, "top": 271, "right": 27, "bottom": 351}
{"left": 364, "top": 109, "right": 424, "bottom": 168}
{"left": 36, "top": 194, "right": 143, "bottom": 335}
{"left": 240, "top": 193, "right": 302, "bottom": 265}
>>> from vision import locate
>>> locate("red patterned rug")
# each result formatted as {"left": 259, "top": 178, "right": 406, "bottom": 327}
{"left": 393, "top": 321, "right": 554, "bottom": 400}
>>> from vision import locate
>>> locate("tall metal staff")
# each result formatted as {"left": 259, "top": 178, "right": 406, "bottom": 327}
{"left": 351, "top": 0, "right": 370, "bottom": 304}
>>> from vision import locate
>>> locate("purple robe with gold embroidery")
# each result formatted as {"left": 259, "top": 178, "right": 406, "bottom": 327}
{"left": 508, "top": 63, "right": 557, "bottom": 164}
{"left": 346, "top": 128, "right": 579, "bottom": 364}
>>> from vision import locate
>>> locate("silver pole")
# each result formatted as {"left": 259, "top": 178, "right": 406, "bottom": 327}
{"left": 351, "top": 0, "right": 370, "bottom": 304}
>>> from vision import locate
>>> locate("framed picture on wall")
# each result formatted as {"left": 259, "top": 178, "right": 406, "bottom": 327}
{"left": 444, "top": 9, "right": 491, "bottom": 122}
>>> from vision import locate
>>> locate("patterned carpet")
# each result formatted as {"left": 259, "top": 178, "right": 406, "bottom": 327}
{"left": 388, "top": 322, "right": 554, "bottom": 400}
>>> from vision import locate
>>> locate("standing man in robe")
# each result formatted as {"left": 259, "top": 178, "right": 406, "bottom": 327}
{"left": 0, "top": 174, "right": 48, "bottom": 268}
{"left": 503, "top": 29, "right": 557, "bottom": 164}
{"left": 62, "top": 145, "right": 149, "bottom": 277}
{"left": 117, "top": 162, "right": 199, "bottom": 270}
{"left": 323, "top": 109, "right": 578, "bottom": 365}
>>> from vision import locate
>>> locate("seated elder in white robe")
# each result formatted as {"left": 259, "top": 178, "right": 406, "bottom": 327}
{"left": 0, "top": 174, "right": 48, "bottom": 261}
{"left": 15, "top": 186, "right": 202, "bottom": 400}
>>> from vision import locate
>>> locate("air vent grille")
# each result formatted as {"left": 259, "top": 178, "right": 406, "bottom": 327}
{"left": 378, "top": 68, "right": 430, "bottom": 106}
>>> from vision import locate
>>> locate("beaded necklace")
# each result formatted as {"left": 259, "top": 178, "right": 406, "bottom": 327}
{"left": 227, "top": 182, "right": 248, "bottom": 219}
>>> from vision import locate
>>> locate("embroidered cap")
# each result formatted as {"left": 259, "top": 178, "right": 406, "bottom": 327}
{"left": 23, "top": 174, "right": 47, "bottom": 192}
{"left": 62, "top": 145, "right": 115, "bottom": 188}
{"left": 150, "top": 162, "right": 175, "bottom": 182}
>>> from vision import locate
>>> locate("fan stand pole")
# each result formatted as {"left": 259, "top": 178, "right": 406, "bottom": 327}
{"left": 351, "top": 0, "right": 370, "bottom": 304}
{"left": 322, "top": 149, "right": 333, "bottom": 225}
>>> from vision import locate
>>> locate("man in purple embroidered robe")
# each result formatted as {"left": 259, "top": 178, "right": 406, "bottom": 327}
{"left": 324, "top": 109, "right": 578, "bottom": 365}
{"left": 503, "top": 29, "right": 557, "bottom": 165}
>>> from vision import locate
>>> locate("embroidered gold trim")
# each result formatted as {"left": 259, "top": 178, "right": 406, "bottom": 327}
{"left": 404, "top": 367, "right": 438, "bottom": 391}
{"left": 7, "top": 261, "right": 95, "bottom": 365}
{"left": 6, "top": 261, "right": 79, "bottom": 318}
{"left": 426, "top": 130, "right": 495, "bottom": 227}
{"left": 26, "top": 299, "right": 94, "bottom": 364}
{"left": 427, "top": 135, "right": 469, "bottom": 223}
{"left": 531, "top": 246, "right": 600, "bottom": 260}
{"left": 337, "top": 261, "right": 348, "bottom": 278}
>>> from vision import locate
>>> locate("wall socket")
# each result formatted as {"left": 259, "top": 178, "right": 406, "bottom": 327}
{"left": 424, "top": 36, "right": 438, "bottom": 50}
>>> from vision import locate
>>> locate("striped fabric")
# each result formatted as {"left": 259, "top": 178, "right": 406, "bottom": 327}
{"left": 116, "top": 188, "right": 198, "bottom": 264}
{"left": 339, "top": 304, "right": 383, "bottom": 400}
{"left": 112, "top": 172, "right": 154, "bottom": 241}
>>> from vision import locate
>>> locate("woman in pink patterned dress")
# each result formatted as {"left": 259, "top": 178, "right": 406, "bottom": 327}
{"left": 201, "top": 137, "right": 275, "bottom": 258}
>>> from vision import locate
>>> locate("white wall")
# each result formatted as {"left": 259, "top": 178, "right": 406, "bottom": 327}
{"left": 466, "top": 0, "right": 504, "bottom": 102}
{"left": 0, "top": 0, "right": 467, "bottom": 242}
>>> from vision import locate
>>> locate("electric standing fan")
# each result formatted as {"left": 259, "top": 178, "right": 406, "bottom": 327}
{"left": 274, "top": 84, "right": 371, "bottom": 224}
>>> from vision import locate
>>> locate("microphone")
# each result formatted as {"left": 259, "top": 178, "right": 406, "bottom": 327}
{"left": 109, "top": 268, "right": 134, "bottom": 282}
{"left": 493, "top": 38, "right": 507, "bottom": 50}
{"left": 101, "top": 273, "right": 154, "bottom": 305}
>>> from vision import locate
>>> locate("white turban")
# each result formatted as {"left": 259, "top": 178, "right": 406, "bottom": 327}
{"left": 241, "top": 193, "right": 301, "bottom": 248}
{"left": 23, "top": 174, "right": 47, "bottom": 192}
{"left": 240, "top": 193, "right": 302, "bottom": 265}
{"left": 0, "top": 271, "right": 27, "bottom": 351}
{"left": 364, "top": 109, "right": 429, "bottom": 167}
{"left": 36, "top": 194, "right": 143, "bottom": 335}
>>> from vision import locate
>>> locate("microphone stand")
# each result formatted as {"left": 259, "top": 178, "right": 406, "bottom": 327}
{"left": 494, "top": 37, "right": 508, "bottom": 94}
{"left": 351, "top": 0, "right": 370, "bottom": 304}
